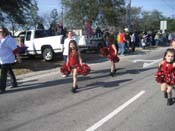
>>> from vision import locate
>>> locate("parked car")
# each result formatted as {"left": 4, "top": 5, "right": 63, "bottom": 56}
{"left": 17, "top": 29, "right": 64, "bottom": 61}
{"left": 87, "top": 36, "right": 105, "bottom": 52}
{"left": 72, "top": 29, "right": 105, "bottom": 52}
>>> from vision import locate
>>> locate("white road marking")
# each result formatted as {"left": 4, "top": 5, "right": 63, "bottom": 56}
{"left": 85, "top": 90, "right": 146, "bottom": 131}
{"left": 133, "top": 58, "right": 162, "bottom": 68}
{"left": 142, "top": 58, "right": 162, "bottom": 68}
{"left": 133, "top": 59, "right": 156, "bottom": 63}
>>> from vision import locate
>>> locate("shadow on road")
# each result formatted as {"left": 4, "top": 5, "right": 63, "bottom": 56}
{"left": 78, "top": 78, "right": 133, "bottom": 92}
{"left": 3, "top": 62, "right": 156, "bottom": 94}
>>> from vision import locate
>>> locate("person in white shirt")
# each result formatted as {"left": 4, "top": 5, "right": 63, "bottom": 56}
{"left": 131, "top": 32, "right": 136, "bottom": 52}
{"left": 0, "top": 26, "right": 21, "bottom": 93}
{"left": 62, "top": 31, "right": 73, "bottom": 77}
{"left": 63, "top": 31, "right": 73, "bottom": 62}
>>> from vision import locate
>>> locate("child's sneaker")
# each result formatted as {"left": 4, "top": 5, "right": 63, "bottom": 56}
{"left": 167, "top": 98, "right": 173, "bottom": 106}
{"left": 71, "top": 87, "right": 77, "bottom": 93}
{"left": 164, "top": 92, "right": 168, "bottom": 98}
{"left": 110, "top": 72, "right": 114, "bottom": 77}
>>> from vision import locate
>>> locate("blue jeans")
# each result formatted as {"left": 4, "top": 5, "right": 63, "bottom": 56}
{"left": 118, "top": 43, "right": 125, "bottom": 55}
{"left": 155, "top": 40, "right": 159, "bottom": 46}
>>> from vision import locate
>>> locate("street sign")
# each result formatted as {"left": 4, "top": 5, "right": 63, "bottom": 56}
{"left": 160, "top": 20, "right": 167, "bottom": 33}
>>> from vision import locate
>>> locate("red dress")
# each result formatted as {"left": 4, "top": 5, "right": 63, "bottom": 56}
{"left": 68, "top": 51, "right": 91, "bottom": 75}
{"left": 60, "top": 51, "right": 80, "bottom": 75}
{"left": 109, "top": 45, "right": 115, "bottom": 56}
{"left": 161, "top": 62, "right": 174, "bottom": 73}
{"left": 108, "top": 45, "right": 120, "bottom": 63}
{"left": 155, "top": 61, "right": 175, "bottom": 85}
{"left": 68, "top": 51, "right": 80, "bottom": 68}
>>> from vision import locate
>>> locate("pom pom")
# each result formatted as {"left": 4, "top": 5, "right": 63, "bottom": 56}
{"left": 155, "top": 70, "right": 165, "bottom": 83}
{"left": 60, "top": 63, "right": 70, "bottom": 75}
{"left": 100, "top": 47, "right": 109, "bottom": 57}
{"left": 108, "top": 55, "right": 120, "bottom": 63}
{"left": 165, "top": 72, "right": 175, "bottom": 86}
{"left": 77, "top": 64, "right": 91, "bottom": 76}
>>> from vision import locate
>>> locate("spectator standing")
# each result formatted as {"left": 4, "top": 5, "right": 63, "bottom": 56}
{"left": 148, "top": 34, "right": 153, "bottom": 47}
{"left": 48, "top": 22, "right": 56, "bottom": 36}
{"left": 17, "top": 36, "right": 27, "bottom": 54}
{"left": 131, "top": 32, "right": 136, "bottom": 52}
{"left": 62, "top": 31, "right": 73, "bottom": 77}
{"left": 117, "top": 31, "right": 125, "bottom": 55}
{"left": 125, "top": 31, "right": 131, "bottom": 52}
{"left": 162, "top": 30, "right": 168, "bottom": 46}
{"left": 63, "top": 31, "right": 73, "bottom": 62}
{"left": 0, "top": 26, "right": 21, "bottom": 93}
{"left": 102, "top": 30, "right": 110, "bottom": 47}
{"left": 141, "top": 32, "right": 147, "bottom": 49}
{"left": 168, "top": 32, "right": 174, "bottom": 44}
{"left": 154, "top": 32, "right": 160, "bottom": 46}
{"left": 56, "top": 22, "right": 64, "bottom": 35}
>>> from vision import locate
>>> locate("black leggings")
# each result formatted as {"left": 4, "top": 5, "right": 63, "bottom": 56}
{"left": 0, "top": 64, "right": 17, "bottom": 90}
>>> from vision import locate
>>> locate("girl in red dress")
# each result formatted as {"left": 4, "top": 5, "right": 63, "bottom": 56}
{"left": 67, "top": 40, "right": 83, "bottom": 93}
{"left": 108, "top": 37, "right": 119, "bottom": 76}
{"left": 156, "top": 48, "right": 175, "bottom": 105}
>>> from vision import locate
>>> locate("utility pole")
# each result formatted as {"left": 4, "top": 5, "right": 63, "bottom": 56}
{"left": 61, "top": 6, "right": 64, "bottom": 27}
{"left": 127, "top": 0, "right": 131, "bottom": 32}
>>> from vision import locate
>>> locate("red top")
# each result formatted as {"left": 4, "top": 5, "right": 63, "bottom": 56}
{"left": 118, "top": 33, "right": 125, "bottom": 43}
{"left": 68, "top": 51, "right": 80, "bottom": 66}
{"left": 109, "top": 44, "right": 115, "bottom": 56}
{"left": 161, "top": 61, "right": 174, "bottom": 74}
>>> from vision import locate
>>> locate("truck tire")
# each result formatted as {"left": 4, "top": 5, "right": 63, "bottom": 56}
{"left": 42, "top": 47, "right": 54, "bottom": 61}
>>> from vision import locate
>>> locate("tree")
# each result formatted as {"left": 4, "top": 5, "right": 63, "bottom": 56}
{"left": 140, "top": 10, "right": 164, "bottom": 31}
{"left": 167, "top": 17, "right": 175, "bottom": 31}
{"left": 0, "top": 0, "right": 37, "bottom": 25}
{"left": 25, "top": 1, "right": 40, "bottom": 29}
{"left": 128, "top": 7, "right": 166, "bottom": 32}
{"left": 130, "top": 7, "right": 142, "bottom": 31}
{"left": 61, "top": 0, "right": 125, "bottom": 29}
{"left": 50, "top": 9, "right": 60, "bottom": 25}
{"left": 6, "top": 16, "right": 17, "bottom": 36}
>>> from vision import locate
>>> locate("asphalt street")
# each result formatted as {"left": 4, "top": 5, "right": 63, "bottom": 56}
{"left": 0, "top": 47, "right": 175, "bottom": 131}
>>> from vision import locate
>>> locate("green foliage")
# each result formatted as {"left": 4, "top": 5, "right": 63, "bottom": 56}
{"left": 167, "top": 17, "right": 175, "bottom": 31}
{"left": 129, "top": 8, "right": 166, "bottom": 32}
{"left": 50, "top": 9, "right": 59, "bottom": 25}
{"left": 61, "top": 0, "right": 125, "bottom": 28}
{"left": 0, "top": 0, "right": 37, "bottom": 25}
{"left": 139, "top": 10, "right": 164, "bottom": 31}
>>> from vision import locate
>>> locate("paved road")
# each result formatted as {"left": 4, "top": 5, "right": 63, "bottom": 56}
{"left": 0, "top": 47, "right": 175, "bottom": 131}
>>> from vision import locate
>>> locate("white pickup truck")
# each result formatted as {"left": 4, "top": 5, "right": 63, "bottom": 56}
{"left": 17, "top": 29, "right": 87, "bottom": 61}
{"left": 17, "top": 29, "right": 64, "bottom": 61}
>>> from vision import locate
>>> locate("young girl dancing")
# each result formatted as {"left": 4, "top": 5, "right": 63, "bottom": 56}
{"left": 156, "top": 48, "right": 175, "bottom": 105}
{"left": 67, "top": 40, "right": 83, "bottom": 93}
{"left": 108, "top": 37, "right": 119, "bottom": 76}
{"left": 100, "top": 36, "right": 119, "bottom": 76}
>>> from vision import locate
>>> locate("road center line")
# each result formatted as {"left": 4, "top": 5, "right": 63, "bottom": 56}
{"left": 85, "top": 90, "right": 146, "bottom": 131}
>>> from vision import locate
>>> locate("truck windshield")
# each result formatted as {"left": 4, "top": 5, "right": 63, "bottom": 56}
{"left": 35, "top": 30, "right": 49, "bottom": 38}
